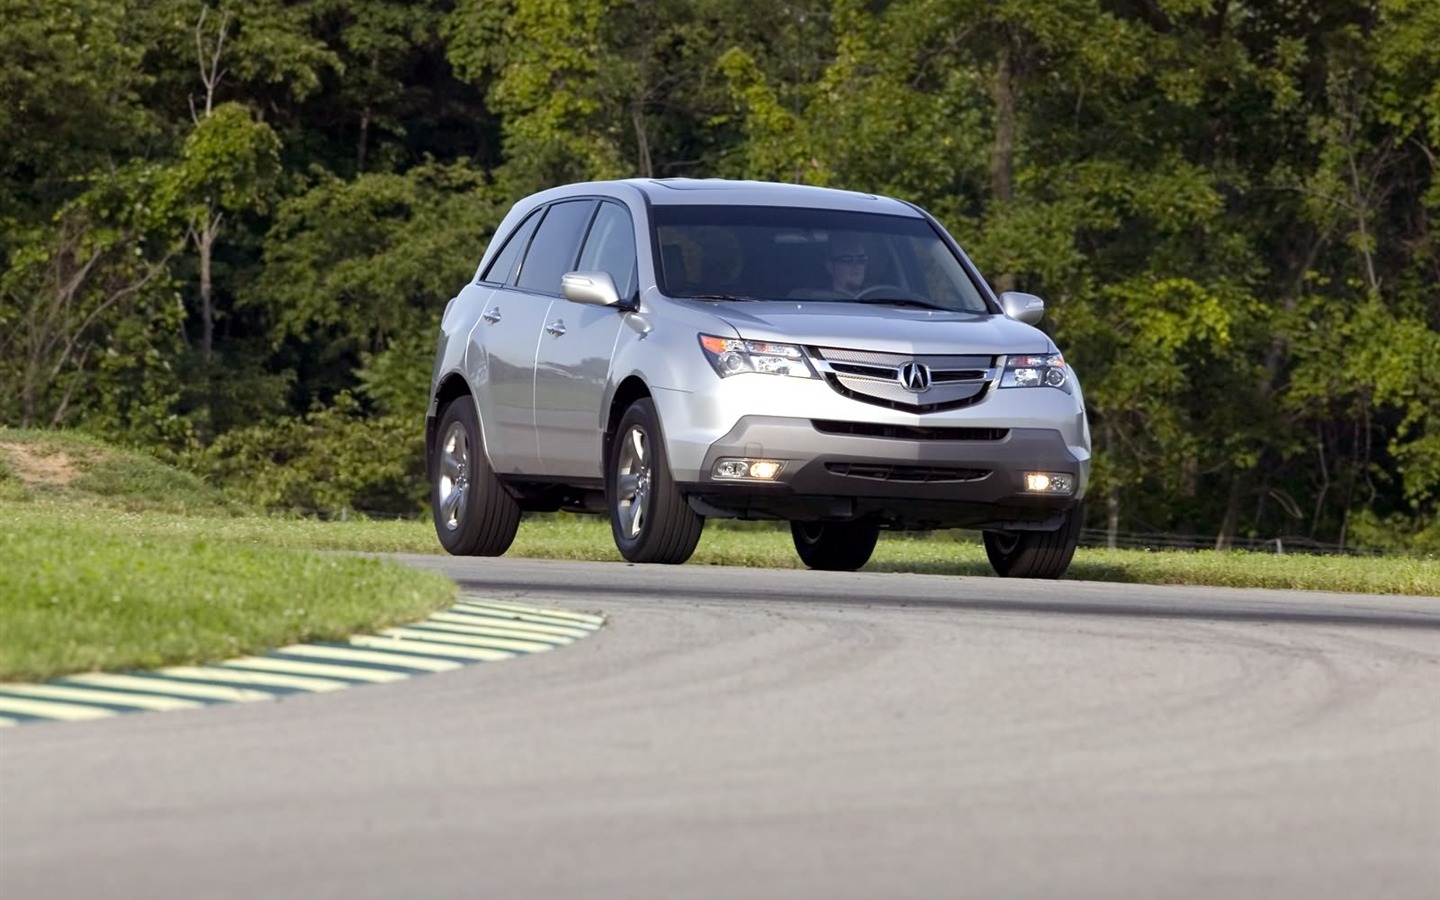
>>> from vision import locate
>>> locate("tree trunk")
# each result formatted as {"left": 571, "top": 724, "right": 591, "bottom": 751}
{"left": 1215, "top": 475, "right": 1243, "bottom": 550}
{"left": 990, "top": 41, "right": 1017, "bottom": 294}
{"left": 1106, "top": 487, "right": 1119, "bottom": 549}
{"left": 632, "top": 103, "right": 653, "bottom": 178}
{"left": 357, "top": 106, "right": 371, "bottom": 173}
{"left": 196, "top": 208, "right": 222, "bottom": 364}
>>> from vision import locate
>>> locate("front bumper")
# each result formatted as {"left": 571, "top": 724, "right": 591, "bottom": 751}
{"left": 676, "top": 415, "right": 1087, "bottom": 530}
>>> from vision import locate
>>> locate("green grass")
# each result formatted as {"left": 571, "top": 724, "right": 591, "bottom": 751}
{"left": 14, "top": 503, "right": 1434, "bottom": 596}
{"left": 0, "top": 505, "right": 457, "bottom": 682}
{"left": 0, "top": 429, "right": 457, "bottom": 681}
{"left": 0, "top": 427, "right": 1434, "bottom": 681}
{"left": 0, "top": 428, "right": 238, "bottom": 514}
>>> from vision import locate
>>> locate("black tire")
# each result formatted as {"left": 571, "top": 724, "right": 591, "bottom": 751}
{"left": 431, "top": 397, "right": 521, "bottom": 556}
{"left": 607, "top": 398, "right": 704, "bottom": 564}
{"left": 791, "top": 519, "right": 880, "bottom": 571}
{"left": 982, "top": 503, "right": 1084, "bottom": 578}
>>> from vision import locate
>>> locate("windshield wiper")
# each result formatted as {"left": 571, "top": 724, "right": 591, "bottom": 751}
{"left": 685, "top": 293, "right": 762, "bottom": 302}
{"left": 851, "top": 296, "right": 948, "bottom": 311}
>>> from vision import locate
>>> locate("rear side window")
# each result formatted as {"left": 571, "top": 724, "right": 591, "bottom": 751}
{"left": 479, "top": 211, "right": 541, "bottom": 285}
{"left": 576, "top": 201, "right": 638, "bottom": 298}
{"left": 516, "top": 199, "right": 597, "bottom": 294}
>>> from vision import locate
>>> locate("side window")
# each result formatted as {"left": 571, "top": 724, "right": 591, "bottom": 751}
{"left": 576, "top": 201, "right": 638, "bottom": 298}
{"left": 478, "top": 211, "right": 541, "bottom": 285}
{"left": 516, "top": 199, "right": 596, "bottom": 294}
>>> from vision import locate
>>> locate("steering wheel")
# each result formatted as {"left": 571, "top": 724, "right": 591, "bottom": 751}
{"left": 856, "top": 283, "right": 921, "bottom": 301}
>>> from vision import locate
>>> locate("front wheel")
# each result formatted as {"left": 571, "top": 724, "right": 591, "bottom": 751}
{"left": 607, "top": 398, "right": 704, "bottom": 564}
{"left": 982, "top": 503, "right": 1084, "bottom": 578}
{"left": 431, "top": 398, "right": 520, "bottom": 556}
{"left": 791, "top": 519, "right": 880, "bottom": 571}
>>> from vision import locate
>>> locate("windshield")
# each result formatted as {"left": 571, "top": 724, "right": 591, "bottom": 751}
{"left": 652, "top": 205, "right": 992, "bottom": 312}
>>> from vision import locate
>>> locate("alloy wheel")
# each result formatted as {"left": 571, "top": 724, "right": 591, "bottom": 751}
{"left": 613, "top": 424, "right": 651, "bottom": 539}
{"left": 437, "top": 421, "right": 470, "bottom": 532}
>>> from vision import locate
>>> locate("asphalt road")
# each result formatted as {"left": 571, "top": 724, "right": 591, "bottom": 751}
{"left": 2, "top": 557, "right": 1438, "bottom": 900}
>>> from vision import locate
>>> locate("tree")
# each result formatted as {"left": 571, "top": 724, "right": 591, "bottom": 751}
{"left": 0, "top": 167, "right": 182, "bottom": 439}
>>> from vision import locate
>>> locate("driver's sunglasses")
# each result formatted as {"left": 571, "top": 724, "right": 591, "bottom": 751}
{"left": 832, "top": 253, "right": 867, "bottom": 264}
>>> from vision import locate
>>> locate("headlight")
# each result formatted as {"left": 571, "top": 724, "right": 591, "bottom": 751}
{"left": 699, "top": 334, "right": 815, "bottom": 379}
{"left": 999, "top": 353, "right": 1069, "bottom": 391}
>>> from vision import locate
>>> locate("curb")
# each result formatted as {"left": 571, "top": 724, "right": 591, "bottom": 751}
{"left": 0, "top": 597, "right": 603, "bottom": 728}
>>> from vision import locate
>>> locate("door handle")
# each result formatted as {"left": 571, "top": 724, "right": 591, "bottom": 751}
{"left": 481, "top": 307, "right": 501, "bottom": 324}
{"left": 545, "top": 320, "right": 567, "bottom": 337}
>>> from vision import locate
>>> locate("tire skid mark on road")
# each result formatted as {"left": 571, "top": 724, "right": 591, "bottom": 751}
{"left": 0, "top": 597, "right": 604, "bottom": 728}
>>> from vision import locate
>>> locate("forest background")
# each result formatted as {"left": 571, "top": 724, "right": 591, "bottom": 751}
{"left": 1, "top": 0, "right": 1436, "bottom": 551}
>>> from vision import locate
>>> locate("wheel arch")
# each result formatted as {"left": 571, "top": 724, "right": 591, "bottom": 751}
{"left": 603, "top": 376, "right": 652, "bottom": 473}
{"left": 427, "top": 374, "right": 474, "bottom": 482}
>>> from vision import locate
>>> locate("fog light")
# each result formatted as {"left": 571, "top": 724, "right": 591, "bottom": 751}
{"left": 1024, "top": 472, "right": 1074, "bottom": 494}
{"left": 748, "top": 461, "right": 781, "bottom": 479}
{"left": 715, "top": 460, "right": 748, "bottom": 478}
{"left": 713, "top": 458, "right": 783, "bottom": 480}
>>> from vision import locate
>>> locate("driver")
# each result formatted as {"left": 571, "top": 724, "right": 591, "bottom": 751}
{"left": 825, "top": 237, "right": 868, "bottom": 297}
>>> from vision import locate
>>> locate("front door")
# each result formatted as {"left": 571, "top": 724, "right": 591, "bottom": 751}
{"left": 534, "top": 201, "right": 637, "bottom": 478}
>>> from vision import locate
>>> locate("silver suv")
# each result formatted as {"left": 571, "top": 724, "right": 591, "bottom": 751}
{"left": 427, "top": 179, "right": 1091, "bottom": 578}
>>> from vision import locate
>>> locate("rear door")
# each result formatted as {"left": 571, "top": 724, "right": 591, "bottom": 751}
{"left": 469, "top": 199, "right": 594, "bottom": 474}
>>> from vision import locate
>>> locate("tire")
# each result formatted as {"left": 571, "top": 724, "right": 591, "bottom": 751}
{"left": 982, "top": 503, "right": 1084, "bottom": 578}
{"left": 431, "top": 397, "right": 521, "bottom": 556}
{"left": 791, "top": 519, "right": 880, "bottom": 571}
{"left": 607, "top": 398, "right": 704, "bottom": 564}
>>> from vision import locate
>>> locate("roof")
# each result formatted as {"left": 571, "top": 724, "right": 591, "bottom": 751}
{"left": 518, "top": 177, "right": 918, "bottom": 216}
{"left": 629, "top": 178, "right": 917, "bottom": 214}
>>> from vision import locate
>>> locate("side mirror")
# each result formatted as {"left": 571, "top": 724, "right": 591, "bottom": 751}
{"left": 561, "top": 270, "right": 626, "bottom": 308}
{"left": 999, "top": 291, "right": 1045, "bottom": 325}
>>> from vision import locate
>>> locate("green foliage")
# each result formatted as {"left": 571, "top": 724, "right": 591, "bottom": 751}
{"left": 0, "top": 0, "right": 159, "bottom": 223}
{"left": 0, "top": 0, "right": 1435, "bottom": 549}
{"left": 190, "top": 394, "right": 423, "bottom": 516}
{"left": 0, "top": 166, "right": 185, "bottom": 436}
{"left": 140, "top": 0, "right": 343, "bottom": 105}
{"left": 450, "top": 0, "right": 684, "bottom": 191}
{"left": 355, "top": 329, "right": 435, "bottom": 419}
{"left": 1349, "top": 509, "right": 1440, "bottom": 555}
{"left": 250, "top": 160, "right": 499, "bottom": 443}
{"left": 158, "top": 102, "right": 282, "bottom": 216}
{"left": 258, "top": 161, "right": 496, "bottom": 351}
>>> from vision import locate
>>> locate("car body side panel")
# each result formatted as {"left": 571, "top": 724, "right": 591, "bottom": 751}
{"left": 534, "top": 301, "right": 626, "bottom": 478}
{"left": 468, "top": 289, "right": 551, "bottom": 474}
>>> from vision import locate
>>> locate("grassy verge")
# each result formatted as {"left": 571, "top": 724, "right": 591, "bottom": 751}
{"left": 0, "top": 507, "right": 457, "bottom": 682}
{"left": 10, "top": 502, "right": 1436, "bottom": 596}
{"left": 0, "top": 427, "right": 240, "bottom": 514}
{"left": 0, "top": 427, "right": 1434, "bottom": 681}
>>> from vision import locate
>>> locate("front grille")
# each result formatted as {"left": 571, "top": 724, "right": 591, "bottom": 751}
{"left": 812, "top": 420, "right": 1009, "bottom": 442}
{"left": 809, "top": 346, "right": 996, "bottom": 413}
{"left": 932, "top": 369, "right": 988, "bottom": 383}
{"left": 825, "top": 463, "right": 991, "bottom": 483}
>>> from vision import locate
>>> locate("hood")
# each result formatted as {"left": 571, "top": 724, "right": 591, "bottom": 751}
{"left": 712, "top": 301, "right": 1054, "bottom": 355}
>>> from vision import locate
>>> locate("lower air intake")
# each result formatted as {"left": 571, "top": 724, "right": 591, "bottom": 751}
{"left": 825, "top": 463, "right": 991, "bottom": 483}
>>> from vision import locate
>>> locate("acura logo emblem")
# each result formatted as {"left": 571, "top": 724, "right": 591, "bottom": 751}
{"left": 897, "top": 361, "right": 932, "bottom": 393}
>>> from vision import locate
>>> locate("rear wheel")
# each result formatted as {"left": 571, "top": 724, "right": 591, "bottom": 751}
{"left": 982, "top": 503, "right": 1083, "bottom": 578}
{"left": 432, "top": 398, "right": 520, "bottom": 556}
{"left": 791, "top": 519, "right": 881, "bottom": 571}
{"left": 607, "top": 398, "right": 704, "bottom": 564}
